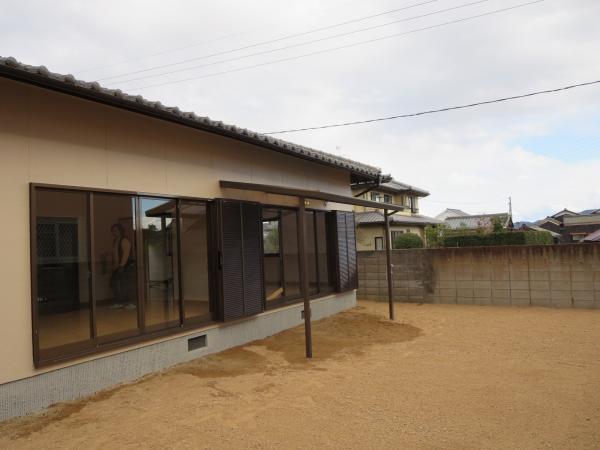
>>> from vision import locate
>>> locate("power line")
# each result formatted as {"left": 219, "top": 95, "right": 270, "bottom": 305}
{"left": 263, "top": 80, "right": 600, "bottom": 134}
{"left": 74, "top": 0, "right": 370, "bottom": 74}
{"left": 75, "top": 29, "right": 257, "bottom": 74}
{"left": 130, "top": 0, "right": 544, "bottom": 91}
{"left": 111, "top": 0, "right": 494, "bottom": 86}
{"left": 96, "top": 0, "right": 442, "bottom": 82}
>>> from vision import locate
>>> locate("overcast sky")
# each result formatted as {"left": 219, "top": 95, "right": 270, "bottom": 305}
{"left": 2, "top": 0, "right": 599, "bottom": 221}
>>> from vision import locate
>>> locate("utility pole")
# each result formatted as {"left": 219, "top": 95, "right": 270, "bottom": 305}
{"left": 508, "top": 196, "right": 513, "bottom": 217}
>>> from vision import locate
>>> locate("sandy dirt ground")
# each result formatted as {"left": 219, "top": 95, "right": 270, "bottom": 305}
{"left": 1, "top": 301, "right": 600, "bottom": 449}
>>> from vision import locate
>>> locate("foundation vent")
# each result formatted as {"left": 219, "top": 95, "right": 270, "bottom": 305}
{"left": 188, "top": 335, "right": 207, "bottom": 351}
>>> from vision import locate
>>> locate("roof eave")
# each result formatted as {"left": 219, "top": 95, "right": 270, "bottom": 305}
{"left": 0, "top": 59, "right": 383, "bottom": 184}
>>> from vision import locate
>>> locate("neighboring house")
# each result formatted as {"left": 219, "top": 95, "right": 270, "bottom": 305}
{"left": 583, "top": 229, "right": 600, "bottom": 242}
{"left": 0, "top": 57, "right": 394, "bottom": 420}
{"left": 580, "top": 208, "right": 600, "bottom": 215}
{"left": 519, "top": 224, "right": 561, "bottom": 242}
{"left": 562, "top": 214, "right": 600, "bottom": 242}
{"left": 536, "top": 208, "right": 600, "bottom": 242}
{"left": 443, "top": 213, "right": 513, "bottom": 231}
{"left": 434, "top": 208, "right": 469, "bottom": 221}
{"left": 351, "top": 179, "right": 439, "bottom": 250}
{"left": 513, "top": 221, "right": 533, "bottom": 229}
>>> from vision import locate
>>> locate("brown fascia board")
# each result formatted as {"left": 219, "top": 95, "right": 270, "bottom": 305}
{"left": 0, "top": 56, "right": 387, "bottom": 184}
{"left": 220, "top": 180, "right": 405, "bottom": 211}
{"left": 354, "top": 180, "right": 430, "bottom": 197}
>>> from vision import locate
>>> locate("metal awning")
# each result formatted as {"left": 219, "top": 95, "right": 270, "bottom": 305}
{"left": 220, "top": 179, "right": 398, "bottom": 358}
{"left": 220, "top": 180, "right": 405, "bottom": 212}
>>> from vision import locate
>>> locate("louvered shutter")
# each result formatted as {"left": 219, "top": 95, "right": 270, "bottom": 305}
{"left": 215, "top": 200, "right": 264, "bottom": 321}
{"left": 241, "top": 203, "right": 264, "bottom": 315}
{"left": 219, "top": 201, "right": 245, "bottom": 321}
{"left": 333, "top": 211, "right": 357, "bottom": 292}
{"left": 345, "top": 211, "right": 358, "bottom": 289}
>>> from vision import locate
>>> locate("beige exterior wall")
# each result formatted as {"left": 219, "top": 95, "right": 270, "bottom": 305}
{"left": 356, "top": 225, "right": 425, "bottom": 251}
{"left": 351, "top": 190, "right": 418, "bottom": 217}
{"left": 0, "top": 77, "right": 353, "bottom": 384}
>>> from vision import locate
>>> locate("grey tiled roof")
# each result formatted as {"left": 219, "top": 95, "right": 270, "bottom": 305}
{"left": 0, "top": 56, "right": 388, "bottom": 183}
{"left": 355, "top": 211, "right": 441, "bottom": 226}
{"left": 584, "top": 229, "right": 600, "bottom": 242}
{"left": 379, "top": 179, "right": 430, "bottom": 197}
{"left": 444, "top": 213, "right": 511, "bottom": 230}
{"left": 522, "top": 225, "right": 561, "bottom": 238}
{"left": 434, "top": 208, "right": 469, "bottom": 220}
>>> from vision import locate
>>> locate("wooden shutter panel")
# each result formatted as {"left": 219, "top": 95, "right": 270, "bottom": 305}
{"left": 241, "top": 203, "right": 264, "bottom": 316}
{"left": 332, "top": 211, "right": 357, "bottom": 292}
{"left": 215, "top": 200, "right": 264, "bottom": 321}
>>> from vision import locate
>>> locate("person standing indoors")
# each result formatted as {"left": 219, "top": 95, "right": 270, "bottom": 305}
{"left": 109, "top": 223, "right": 135, "bottom": 310}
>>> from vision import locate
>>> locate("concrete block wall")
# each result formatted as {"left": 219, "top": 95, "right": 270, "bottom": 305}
{"left": 357, "top": 243, "right": 600, "bottom": 308}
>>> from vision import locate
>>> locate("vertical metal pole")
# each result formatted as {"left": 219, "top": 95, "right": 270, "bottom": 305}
{"left": 298, "top": 197, "right": 313, "bottom": 358}
{"left": 384, "top": 209, "right": 395, "bottom": 320}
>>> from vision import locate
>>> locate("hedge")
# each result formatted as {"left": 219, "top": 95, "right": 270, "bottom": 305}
{"left": 442, "top": 230, "right": 553, "bottom": 248}
{"left": 393, "top": 233, "right": 424, "bottom": 249}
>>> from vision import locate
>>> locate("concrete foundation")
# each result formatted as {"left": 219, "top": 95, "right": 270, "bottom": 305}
{"left": 0, "top": 291, "right": 356, "bottom": 421}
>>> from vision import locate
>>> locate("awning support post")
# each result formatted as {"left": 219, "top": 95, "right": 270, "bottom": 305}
{"left": 298, "top": 196, "right": 313, "bottom": 358}
{"left": 384, "top": 209, "right": 395, "bottom": 320}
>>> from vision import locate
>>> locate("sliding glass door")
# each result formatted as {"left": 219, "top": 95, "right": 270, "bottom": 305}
{"left": 35, "top": 188, "right": 92, "bottom": 354}
{"left": 141, "top": 197, "right": 179, "bottom": 331}
{"left": 93, "top": 193, "right": 139, "bottom": 340}
{"left": 31, "top": 185, "right": 213, "bottom": 365}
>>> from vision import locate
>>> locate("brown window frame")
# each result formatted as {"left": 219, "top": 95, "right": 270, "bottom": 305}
{"left": 262, "top": 206, "right": 335, "bottom": 310}
{"left": 30, "top": 183, "right": 215, "bottom": 367}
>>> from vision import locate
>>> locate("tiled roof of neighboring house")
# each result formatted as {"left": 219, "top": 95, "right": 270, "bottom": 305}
{"left": 551, "top": 208, "right": 579, "bottom": 218}
{"left": 444, "top": 213, "right": 512, "bottom": 230}
{"left": 514, "top": 221, "right": 533, "bottom": 229}
{"left": 355, "top": 211, "right": 441, "bottom": 226}
{"left": 536, "top": 217, "right": 561, "bottom": 226}
{"left": 522, "top": 224, "right": 561, "bottom": 239}
{"left": 378, "top": 179, "right": 430, "bottom": 197}
{"left": 580, "top": 208, "right": 600, "bottom": 215}
{"left": 434, "top": 208, "right": 469, "bottom": 221}
{"left": 583, "top": 229, "right": 600, "bottom": 242}
{"left": 0, "top": 56, "right": 388, "bottom": 184}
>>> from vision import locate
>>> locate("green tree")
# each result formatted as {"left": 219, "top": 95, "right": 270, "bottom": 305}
{"left": 393, "top": 232, "right": 424, "bottom": 249}
{"left": 263, "top": 228, "right": 279, "bottom": 254}
{"left": 425, "top": 224, "right": 447, "bottom": 248}
{"left": 491, "top": 217, "right": 504, "bottom": 233}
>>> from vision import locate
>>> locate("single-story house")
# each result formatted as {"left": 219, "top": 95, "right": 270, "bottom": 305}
{"left": 0, "top": 56, "right": 399, "bottom": 420}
